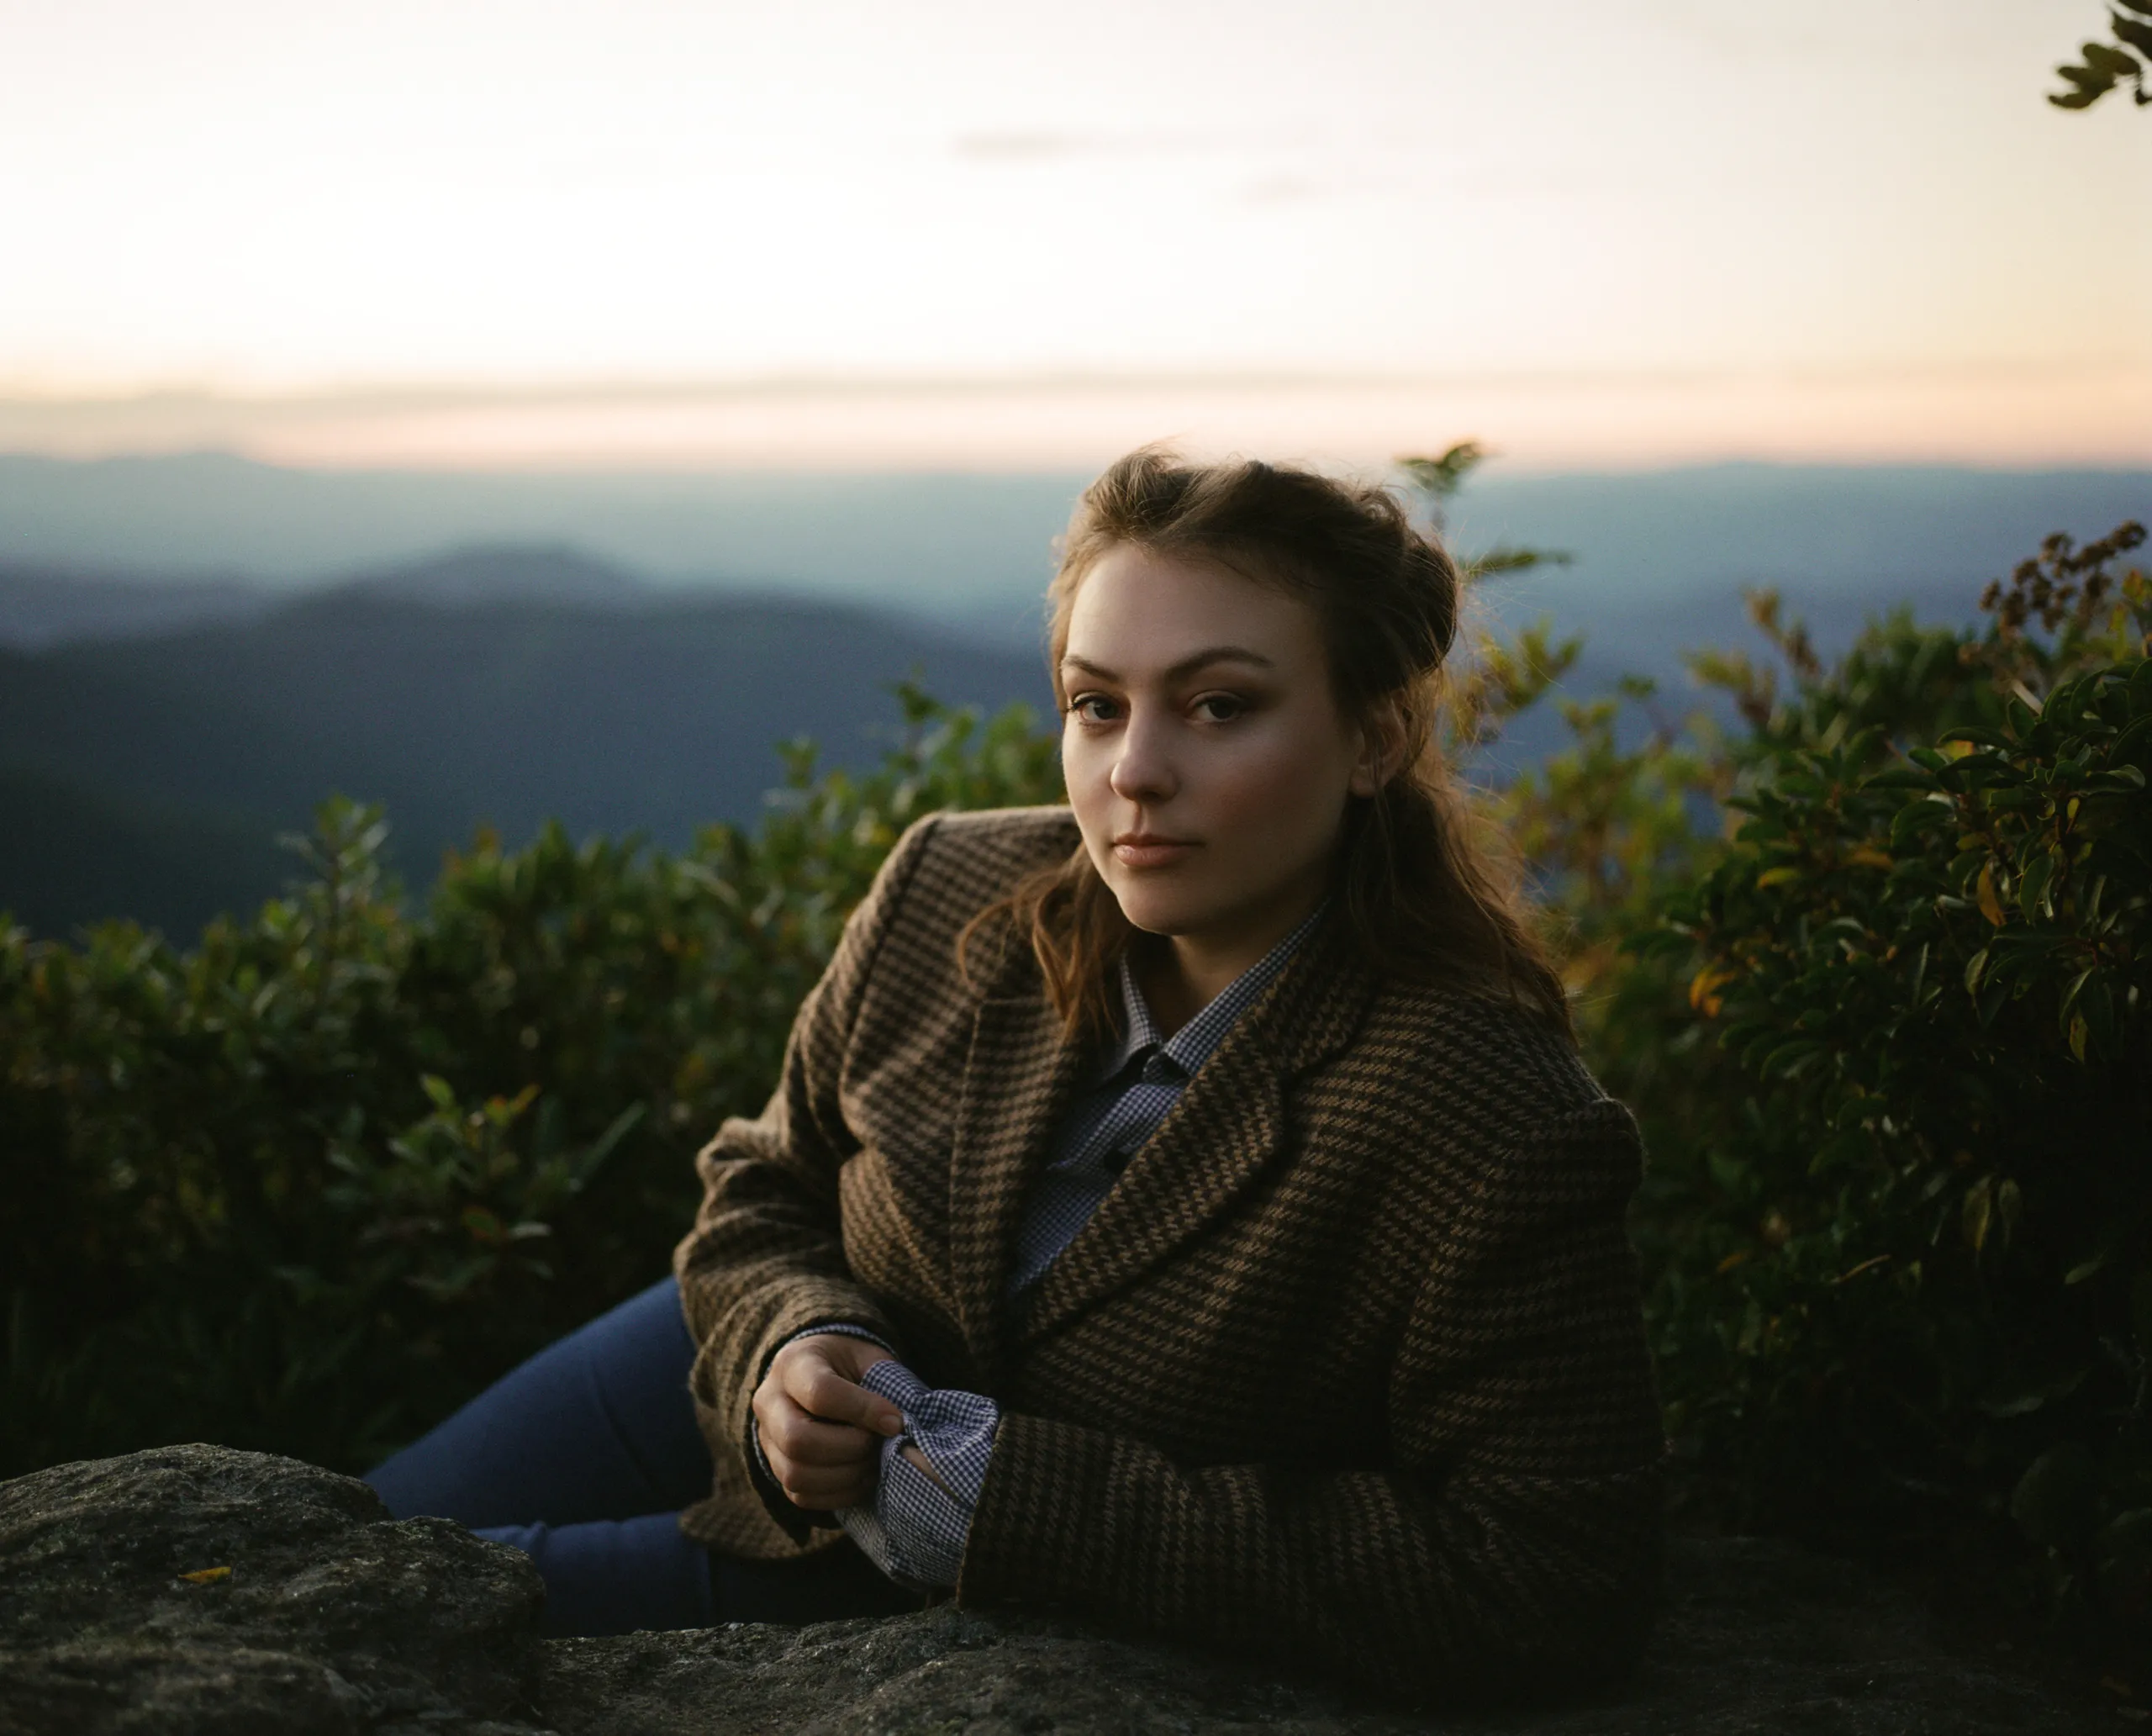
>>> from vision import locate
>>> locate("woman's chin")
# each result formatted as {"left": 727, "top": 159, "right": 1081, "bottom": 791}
{"left": 1105, "top": 881, "right": 1207, "bottom": 938}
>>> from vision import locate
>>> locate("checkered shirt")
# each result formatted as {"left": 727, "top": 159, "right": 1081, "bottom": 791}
{"left": 1005, "top": 905, "right": 1327, "bottom": 1295}
{"left": 757, "top": 910, "right": 1324, "bottom": 1591}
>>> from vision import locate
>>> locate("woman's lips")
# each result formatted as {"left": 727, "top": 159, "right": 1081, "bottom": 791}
{"left": 1112, "top": 835, "right": 1198, "bottom": 869}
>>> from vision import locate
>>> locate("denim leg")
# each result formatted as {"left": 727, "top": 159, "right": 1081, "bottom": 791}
{"left": 364, "top": 1274, "right": 919, "bottom": 1636}
{"left": 365, "top": 1275, "right": 711, "bottom": 1528}
{"left": 477, "top": 1513, "right": 719, "bottom": 1637}
{"left": 468, "top": 1515, "right": 920, "bottom": 1635}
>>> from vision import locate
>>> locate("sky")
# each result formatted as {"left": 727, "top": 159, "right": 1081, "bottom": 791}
{"left": 3, "top": 0, "right": 2147, "bottom": 470}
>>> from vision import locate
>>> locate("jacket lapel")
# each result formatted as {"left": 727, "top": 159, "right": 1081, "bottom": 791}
{"left": 945, "top": 989, "right": 1088, "bottom": 1385}
{"left": 1012, "top": 915, "right": 1380, "bottom": 1346}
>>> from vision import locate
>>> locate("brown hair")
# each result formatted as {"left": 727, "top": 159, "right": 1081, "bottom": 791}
{"left": 967, "top": 446, "right": 1570, "bottom": 1044}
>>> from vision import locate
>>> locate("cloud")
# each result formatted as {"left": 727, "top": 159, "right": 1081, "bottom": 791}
{"left": 950, "top": 129, "right": 1230, "bottom": 162}
{"left": 951, "top": 131, "right": 1079, "bottom": 161}
{"left": 1240, "top": 173, "right": 1333, "bottom": 205}
{"left": 1636, "top": 0, "right": 1968, "bottom": 65}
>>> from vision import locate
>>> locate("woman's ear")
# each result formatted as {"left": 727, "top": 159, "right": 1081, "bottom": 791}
{"left": 1348, "top": 697, "right": 1410, "bottom": 798}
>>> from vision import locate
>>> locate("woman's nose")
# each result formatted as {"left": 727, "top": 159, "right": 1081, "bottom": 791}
{"left": 1108, "top": 715, "right": 1177, "bottom": 804}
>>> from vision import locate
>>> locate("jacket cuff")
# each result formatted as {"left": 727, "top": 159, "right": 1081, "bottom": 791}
{"left": 952, "top": 1410, "right": 1118, "bottom": 1613}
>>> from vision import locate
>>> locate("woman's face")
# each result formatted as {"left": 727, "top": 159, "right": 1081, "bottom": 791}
{"left": 1058, "top": 542, "right": 1379, "bottom": 963}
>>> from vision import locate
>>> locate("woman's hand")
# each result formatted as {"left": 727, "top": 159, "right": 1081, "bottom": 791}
{"left": 752, "top": 1333, "right": 905, "bottom": 1510}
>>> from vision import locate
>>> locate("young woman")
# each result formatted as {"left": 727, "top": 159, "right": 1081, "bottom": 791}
{"left": 368, "top": 450, "right": 1664, "bottom": 1702}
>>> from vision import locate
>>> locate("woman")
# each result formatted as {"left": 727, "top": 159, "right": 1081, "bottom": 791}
{"left": 369, "top": 450, "right": 1664, "bottom": 1702}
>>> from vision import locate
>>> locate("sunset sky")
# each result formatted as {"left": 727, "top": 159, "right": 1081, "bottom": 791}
{"left": 3, "top": 0, "right": 2147, "bottom": 470}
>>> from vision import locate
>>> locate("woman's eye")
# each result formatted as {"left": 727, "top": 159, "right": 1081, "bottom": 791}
{"left": 1193, "top": 694, "right": 1246, "bottom": 723}
{"left": 1068, "top": 694, "right": 1120, "bottom": 725}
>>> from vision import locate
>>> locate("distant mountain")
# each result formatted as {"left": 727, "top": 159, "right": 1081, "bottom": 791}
{"left": 0, "top": 453, "right": 1083, "bottom": 635}
{"left": 0, "top": 561, "right": 272, "bottom": 650}
{"left": 1453, "top": 464, "right": 2151, "bottom": 606}
{"left": 1, "top": 587, "right": 1052, "bottom": 939}
{"left": 339, "top": 543, "right": 652, "bottom": 608}
{"left": 0, "top": 543, "right": 661, "bottom": 652}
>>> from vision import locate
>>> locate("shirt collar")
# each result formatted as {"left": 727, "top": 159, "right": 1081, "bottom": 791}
{"left": 1097, "top": 902, "right": 1329, "bottom": 1084}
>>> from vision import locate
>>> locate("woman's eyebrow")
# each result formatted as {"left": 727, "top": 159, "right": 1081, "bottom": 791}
{"left": 1060, "top": 646, "right": 1276, "bottom": 683}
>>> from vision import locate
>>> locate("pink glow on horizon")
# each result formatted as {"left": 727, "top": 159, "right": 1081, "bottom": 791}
{"left": 1, "top": 371, "right": 2144, "bottom": 474}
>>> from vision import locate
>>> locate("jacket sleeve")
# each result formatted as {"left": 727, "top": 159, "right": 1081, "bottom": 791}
{"left": 672, "top": 814, "right": 941, "bottom": 1537}
{"left": 952, "top": 1098, "right": 1666, "bottom": 1706}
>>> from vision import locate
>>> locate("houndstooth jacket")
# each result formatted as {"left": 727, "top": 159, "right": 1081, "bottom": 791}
{"left": 673, "top": 806, "right": 1665, "bottom": 1702}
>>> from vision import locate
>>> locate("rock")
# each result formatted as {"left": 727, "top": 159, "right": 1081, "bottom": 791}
{"left": 544, "top": 1613, "right": 1394, "bottom": 1736}
{"left": 544, "top": 1543, "right": 2098, "bottom": 1736}
{"left": 0, "top": 1444, "right": 546, "bottom": 1733}
{"left": 0, "top": 1445, "right": 2105, "bottom": 1734}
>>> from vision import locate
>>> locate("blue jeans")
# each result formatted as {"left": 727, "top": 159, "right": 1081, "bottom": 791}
{"left": 364, "top": 1276, "right": 916, "bottom": 1636}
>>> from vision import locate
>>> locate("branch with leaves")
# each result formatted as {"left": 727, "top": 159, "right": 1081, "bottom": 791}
{"left": 2051, "top": 1, "right": 2152, "bottom": 109}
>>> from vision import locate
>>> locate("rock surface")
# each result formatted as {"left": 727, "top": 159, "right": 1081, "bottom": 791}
{"left": 0, "top": 1444, "right": 2107, "bottom": 1734}
{"left": 0, "top": 1445, "right": 546, "bottom": 1734}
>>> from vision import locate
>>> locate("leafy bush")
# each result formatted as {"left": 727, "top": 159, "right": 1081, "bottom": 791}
{"left": 1617, "top": 524, "right": 2151, "bottom": 1637}
{"left": 0, "top": 689, "right": 1058, "bottom": 1476}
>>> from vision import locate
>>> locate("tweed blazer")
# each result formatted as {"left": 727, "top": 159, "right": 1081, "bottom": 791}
{"left": 673, "top": 806, "right": 1665, "bottom": 1702}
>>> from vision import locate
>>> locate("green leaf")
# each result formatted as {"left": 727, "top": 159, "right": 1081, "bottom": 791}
{"left": 1997, "top": 1177, "right": 2023, "bottom": 1244}
{"left": 1976, "top": 975, "right": 2010, "bottom": 1028}
{"left": 2054, "top": 61, "right": 2119, "bottom": 100}
{"left": 2110, "top": 13, "right": 2152, "bottom": 58}
{"left": 1978, "top": 1365, "right": 2090, "bottom": 1419}
{"left": 2012, "top": 1444, "right": 2102, "bottom": 1550}
{"left": 2083, "top": 40, "right": 2142, "bottom": 77}
{"left": 2018, "top": 852, "right": 2054, "bottom": 918}
{"left": 1758, "top": 1037, "right": 1826, "bottom": 1079}
{"left": 1976, "top": 863, "right": 2006, "bottom": 926}
{"left": 2083, "top": 977, "right": 2121, "bottom": 1054}
{"left": 1397, "top": 442, "right": 1485, "bottom": 509}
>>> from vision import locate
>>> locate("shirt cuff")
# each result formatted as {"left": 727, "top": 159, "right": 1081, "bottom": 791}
{"left": 772, "top": 1320, "right": 899, "bottom": 1359}
{"left": 836, "top": 1358, "right": 1000, "bottom": 1590}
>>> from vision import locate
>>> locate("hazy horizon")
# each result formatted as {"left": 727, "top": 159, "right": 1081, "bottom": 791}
{"left": 7, "top": 366, "right": 2149, "bottom": 475}
{"left": 5, "top": 449, "right": 2144, "bottom": 653}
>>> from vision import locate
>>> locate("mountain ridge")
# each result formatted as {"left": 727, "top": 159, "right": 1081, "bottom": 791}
{"left": 4, "top": 581, "right": 1053, "bottom": 939}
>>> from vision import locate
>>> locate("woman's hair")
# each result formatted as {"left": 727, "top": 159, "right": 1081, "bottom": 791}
{"left": 965, "top": 446, "right": 1570, "bottom": 1043}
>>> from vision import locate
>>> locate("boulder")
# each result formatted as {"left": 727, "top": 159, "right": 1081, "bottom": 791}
{"left": 0, "top": 1444, "right": 546, "bottom": 1734}
{"left": 0, "top": 1444, "right": 2103, "bottom": 1734}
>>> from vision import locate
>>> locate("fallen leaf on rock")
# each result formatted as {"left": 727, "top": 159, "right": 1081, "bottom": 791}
{"left": 176, "top": 1565, "right": 232, "bottom": 1584}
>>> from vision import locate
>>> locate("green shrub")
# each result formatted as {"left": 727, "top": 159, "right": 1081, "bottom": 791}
{"left": 1624, "top": 524, "right": 2151, "bottom": 1635}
